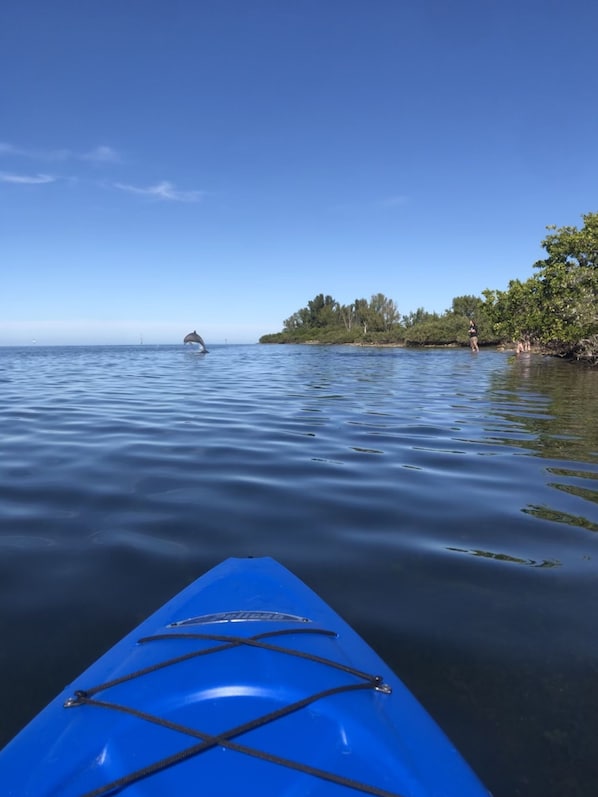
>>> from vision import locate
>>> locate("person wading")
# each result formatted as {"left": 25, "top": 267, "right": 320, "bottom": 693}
{"left": 469, "top": 319, "right": 479, "bottom": 352}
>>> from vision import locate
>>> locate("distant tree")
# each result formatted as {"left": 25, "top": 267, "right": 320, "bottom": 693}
{"left": 539, "top": 213, "right": 598, "bottom": 270}
{"left": 338, "top": 302, "right": 356, "bottom": 331}
{"left": 274, "top": 292, "right": 403, "bottom": 342}
{"left": 306, "top": 294, "right": 338, "bottom": 328}
{"left": 482, "top": 279, "right": 541, "bottom": 343}
{"left": 449, "top": 295, "right": 485, "bottom": 320}
{"left": 263, "top": 214, "right": 598, "bottom": 362}
{"left": 283, "top": 310, "right": 303, "bottom": 331}
{"left": 283, "top": 294, "right": 340, "bottom": 331}
{"left": 483, "top": 212, "right": 598, "bottom": 359}
{"left": 353, "top": 298, "right": 370, "bottom": 334}
{"left": 368, "top": 293, "right": 400, "bottom": 331}
{"left": 532, "top": 213, "right": 598, "bottom": 345}
{"left": 402, "top": 308, "right": 438, "bottom": 328}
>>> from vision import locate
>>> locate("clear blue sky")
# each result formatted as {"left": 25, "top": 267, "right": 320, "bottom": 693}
{"left": 1, "top": 0, "right": 597, "bottom": 345}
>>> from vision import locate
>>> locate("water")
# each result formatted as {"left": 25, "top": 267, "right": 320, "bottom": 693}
{"left": 1, "top": 343, "right": 597, "bottom": 796}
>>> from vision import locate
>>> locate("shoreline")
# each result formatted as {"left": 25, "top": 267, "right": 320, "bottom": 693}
{"left": 265, "top": 340, "right": 540, "bottom": 352}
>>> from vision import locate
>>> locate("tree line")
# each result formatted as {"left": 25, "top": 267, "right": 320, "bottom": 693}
{"left": 259, "top": 212, "right": 598, "bottom": 364}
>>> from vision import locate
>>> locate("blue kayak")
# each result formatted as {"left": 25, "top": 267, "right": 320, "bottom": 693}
{"left": 0, "top": 557, "right": 489, "bottom": 796}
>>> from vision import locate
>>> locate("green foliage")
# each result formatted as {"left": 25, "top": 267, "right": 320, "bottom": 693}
{"left": 283, "top": 293, "right": 338, "bottom": 330}
{"left": 261, "top": 292, "right": 490, "bottom": 347}
{"left": 448, "top": 295, "right": 485, "bottom": 320}
{"left": 268, "top": 293, "right": 405, "bottom": 344}
{"left": 539, "top": 213, "right": 598, "bottom": 270}
{"left": 482, "top": 279, "right": 542, "bottom": 342}
{"left": 368, "top": 293, "right": 400, "bottom": 331}
{"left": 260, "top": 212, "right": 598, "bottom": 363}
{"left": 482, "top": 212, "right": 598, "bottom": 359}
{"left": 402, "top": 297, "right": 495, "bottom": 346}
{"left": 533, "top": 214, "right": 598, "bottom": 345}
{"left": 403, "top": 316, "right": 458, "bottom": 345}
{"left": 402, "top": 308, "right": 436, "bottom": 328}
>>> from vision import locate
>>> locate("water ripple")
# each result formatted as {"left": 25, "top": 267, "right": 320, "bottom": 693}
{"left": 1, "top": 344, "right": 598, "bottom": 797}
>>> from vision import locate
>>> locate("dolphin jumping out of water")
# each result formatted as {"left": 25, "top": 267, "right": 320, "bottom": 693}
{"left": 183, "top": 330, "right": 209, "bottom": 353}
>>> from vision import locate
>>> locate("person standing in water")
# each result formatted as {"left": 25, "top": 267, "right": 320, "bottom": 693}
{"left": 516, "top": 336, "right": 531, "bottom": 354}
{"left": 469, "top": 319, "right": 479, "bottom": 352}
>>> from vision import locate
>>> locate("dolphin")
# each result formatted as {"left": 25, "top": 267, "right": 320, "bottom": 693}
{"left": 183, "top": 330, "right": 209, "bottom": 353}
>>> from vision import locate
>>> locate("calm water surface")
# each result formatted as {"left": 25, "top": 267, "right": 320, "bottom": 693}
{"left": 1, "top": 344, "right": 597, "bottom": 796}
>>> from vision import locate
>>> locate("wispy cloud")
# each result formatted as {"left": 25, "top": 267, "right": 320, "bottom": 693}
{"left": 113, "top": 181, "right": 203, "bottom": 202}
{"left": 0, "top": 141, "right": 121, "bottom": 163}
{"left": 0, "top": 142, "right": 203, "bottom": 202}
{"left": 0, "top": 142, "right": 19, "bottom": 155}
{"left": 80, "top": 145, "right": 120, "bottom": 163}
{"left": 0, "top": 141, "right": 70, "bottom": 161}
{"left": 0, "top": 172, "right": 56, "bottom": 185}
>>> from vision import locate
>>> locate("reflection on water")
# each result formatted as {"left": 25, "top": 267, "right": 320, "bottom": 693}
{"left": 490, "top": 353, "right": 598, "bottom": 460}
{"left": 485, "top": 355, "right": 598, "bottom": 541}
{"left": 523, "top": 504, "right": 598, "bottom": 532}
{"left": 447, "top": 546, "right": 562, "bottom": 568}
{"left": 550, "top": 480, "right": 598, "bottom": 506}
{"left": 0, "top": 344, "right": 597, "bottom": 797}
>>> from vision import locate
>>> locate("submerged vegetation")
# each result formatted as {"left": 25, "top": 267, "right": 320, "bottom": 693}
{"left": 260, "top": 212, "right": 598, "bottom": 364}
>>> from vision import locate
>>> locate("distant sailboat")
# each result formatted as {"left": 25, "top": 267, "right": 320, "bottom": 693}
{"left": 183, "top": 330, "right": 209, "bottom": 353}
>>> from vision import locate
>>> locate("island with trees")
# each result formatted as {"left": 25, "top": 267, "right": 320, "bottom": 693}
{"left": 260, "top": 212, "right": 598, "bottom": 365}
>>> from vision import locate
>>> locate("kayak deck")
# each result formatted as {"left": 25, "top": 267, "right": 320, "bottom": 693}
{"left": 0, "top": 557, "right": 489, "bottom": 797}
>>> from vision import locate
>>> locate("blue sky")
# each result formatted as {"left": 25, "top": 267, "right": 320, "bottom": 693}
{"left": 1, "top": 0, "right": 597, "bottom": 345}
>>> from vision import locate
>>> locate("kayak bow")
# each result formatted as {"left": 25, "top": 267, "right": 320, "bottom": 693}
{"left": 0, "top": 557, "right": 489, "bottom": 796}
